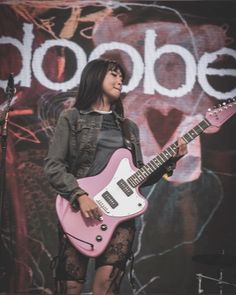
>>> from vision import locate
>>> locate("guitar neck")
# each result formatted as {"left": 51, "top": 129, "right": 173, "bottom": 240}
{"left": 127, "top": 118, "right": 211, "bottom": 187}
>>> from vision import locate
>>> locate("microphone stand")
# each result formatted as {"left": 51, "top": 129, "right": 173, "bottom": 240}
{"left": 0, "top": 74, "right": 15, "bottom": 288}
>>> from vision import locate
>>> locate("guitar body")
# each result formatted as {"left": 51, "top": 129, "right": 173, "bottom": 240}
{"left": 56, "top": 148, "right": 148, "bottom": 257}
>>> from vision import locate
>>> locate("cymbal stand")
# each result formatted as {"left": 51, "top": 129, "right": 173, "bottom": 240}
{"left": 219, "top": 269, "right": 223, "bottom": 295}
{"left": 196, "top": 273, "right": 236, "bottom": 294}
{"left": 196, "top": 273, "right": 204, "bottom": 294}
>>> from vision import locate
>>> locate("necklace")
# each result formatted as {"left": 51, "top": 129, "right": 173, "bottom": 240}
{"left": 94, "top": 109, "right": 112, "bottom": 114}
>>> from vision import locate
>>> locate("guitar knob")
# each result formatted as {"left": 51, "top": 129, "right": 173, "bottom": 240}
{"left": 100, "top": 224, "right": 108, "bottom": 231}
{"left": 96, "top": 235, "right": 103, "bottom": 242}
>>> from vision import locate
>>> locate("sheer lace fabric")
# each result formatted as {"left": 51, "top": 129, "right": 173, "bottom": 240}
{"left": 54, "top": 219, "right": 135, "bottom": 294}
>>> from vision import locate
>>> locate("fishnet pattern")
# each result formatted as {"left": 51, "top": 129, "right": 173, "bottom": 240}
{"left": 55, "top": 219, "right": 135, "bottom": 292}
{"left": 96, "top": 219, "right": 135, "bottom": 270}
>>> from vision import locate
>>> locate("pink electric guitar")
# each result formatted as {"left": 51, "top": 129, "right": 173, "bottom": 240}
{"left": 56, "top": 99, "right": 236, "bottom": 257}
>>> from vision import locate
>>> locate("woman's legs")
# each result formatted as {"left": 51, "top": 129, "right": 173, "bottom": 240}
{"left": 55, "top": 228, "right": 89, "bottom": 294}
{"left": 92, "top": 265, "right": 124, "bottom": 295}
{"left": 56, "top": 219, "right": 135, "bottom": 294}
{"left": 92, "top": 219, "right": 136, "bottom": 295}
{"left": 65, "top": 280, "right": 84, "bottom": 295}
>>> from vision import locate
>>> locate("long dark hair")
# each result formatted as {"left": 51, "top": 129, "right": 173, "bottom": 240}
{"left": 74, "top": 59, "right": 125, "bottom": 116}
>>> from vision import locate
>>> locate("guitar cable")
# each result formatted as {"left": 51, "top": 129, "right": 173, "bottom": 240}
{"left": 64, "top": 231, "right": 94, "bottom": 250}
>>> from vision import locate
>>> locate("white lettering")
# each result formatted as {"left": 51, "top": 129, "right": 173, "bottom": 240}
{"left": 0, "top": 23, "right": 34, "bottom": 88}
{"left": 198, "top": 48, "right": 236, "bottom": 99}
{"left": 32, "top": 39, "right": 87, "bottom": 91}
{"left": 144, "top": 29, "right": 197, "bottom": 97}
{"left": 1, "top": 24, "right": 236, "bottom": 100}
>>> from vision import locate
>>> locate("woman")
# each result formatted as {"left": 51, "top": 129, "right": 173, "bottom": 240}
{"left": 44, "top": 58, "right": 187, "bottom": 295}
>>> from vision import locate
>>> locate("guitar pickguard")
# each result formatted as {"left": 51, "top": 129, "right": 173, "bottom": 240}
{"left": 94, "top": 158, "right": 146, "bottom": 217}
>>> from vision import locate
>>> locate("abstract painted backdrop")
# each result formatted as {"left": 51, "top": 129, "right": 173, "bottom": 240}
{"left": 0, "top": 1, "right": 236, "bottom": 294}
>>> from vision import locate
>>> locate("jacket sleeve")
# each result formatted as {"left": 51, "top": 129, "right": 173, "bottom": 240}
{"left": 44, "top": 110, "right": 87, "bottom": 202}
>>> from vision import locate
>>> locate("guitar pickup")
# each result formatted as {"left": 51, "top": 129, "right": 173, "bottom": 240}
{"left": 102, "top": 191, "right": 118, "bottom": 209}
{"left": 117, "top": 179, "right": 134, "bottom": 196}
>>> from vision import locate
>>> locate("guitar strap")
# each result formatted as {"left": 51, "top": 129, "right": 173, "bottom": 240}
{"left": 120, "top": 118, "right": 133, "bottom": 150}
{"left": 120, "top": 118, "right": 143, "bottom": 168}
{"left": 70, "top": 108, "right": 80, "bottom": 176}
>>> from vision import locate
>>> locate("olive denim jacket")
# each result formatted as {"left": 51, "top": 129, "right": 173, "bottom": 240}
{"left": 44, "top": 107, "right": 146, "bottom": 205}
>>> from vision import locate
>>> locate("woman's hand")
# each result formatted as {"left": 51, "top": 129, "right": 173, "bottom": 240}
{"left": 163, "top": 138, "right": 187, "bottom": 178}
{"left": 176, "top": 137, "right": 188, "bottom": 158}
{"left": 77, "top": 194, "right": 103, "bottom": 221}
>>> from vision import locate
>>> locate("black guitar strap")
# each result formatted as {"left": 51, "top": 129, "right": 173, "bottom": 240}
{"left": 120, "top": 118, "right": 143, "bottom": 168}
{"left": 70, "top": 108, "right": 80, "bottom": 176}
{"left": 120, "top": 118, "right": 133, "bottom": 150}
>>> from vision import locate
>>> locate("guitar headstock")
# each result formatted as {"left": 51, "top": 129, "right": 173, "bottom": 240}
{"left": 205, "top": 99, "right": 236, "bottom": 127}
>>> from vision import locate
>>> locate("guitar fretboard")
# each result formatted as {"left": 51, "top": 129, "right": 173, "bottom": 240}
{"left": 127, "top": 119, "right": 211, "bottom": 187}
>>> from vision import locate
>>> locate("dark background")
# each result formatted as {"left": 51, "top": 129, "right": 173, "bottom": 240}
{"left": 0, "top": 1, "right": 236, "bottom": 294}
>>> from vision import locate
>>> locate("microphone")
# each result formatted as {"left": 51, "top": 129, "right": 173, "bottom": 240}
{"left": 6, "top": 73, "right": 15, "bottom": 96}
{"left": 0, "top": 74, "right": 16, "bottom": 125}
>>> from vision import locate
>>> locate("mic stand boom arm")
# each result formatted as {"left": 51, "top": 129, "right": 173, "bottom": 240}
{"left": 0, "top": 73, "right": 16, "bottom": 291}
{"left": 0, "top": 73, "right": 15, "bottom": 231}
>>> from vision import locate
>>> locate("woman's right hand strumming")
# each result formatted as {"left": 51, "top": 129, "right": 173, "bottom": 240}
{"left": 77, "top": 194, "right": 103, "bottom": 221}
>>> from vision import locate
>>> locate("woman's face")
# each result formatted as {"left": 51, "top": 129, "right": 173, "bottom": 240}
{"left": 102, "top": 69, "right": 123, "bottom": 103}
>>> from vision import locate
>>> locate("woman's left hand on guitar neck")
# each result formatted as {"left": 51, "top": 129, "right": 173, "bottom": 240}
{"left": 176, "top": 137, "right": 188, "bottom": 158}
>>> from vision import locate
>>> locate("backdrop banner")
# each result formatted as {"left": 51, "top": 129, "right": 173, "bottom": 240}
{"left": 0, "top": 1, "right": 236, "bottom": 294}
